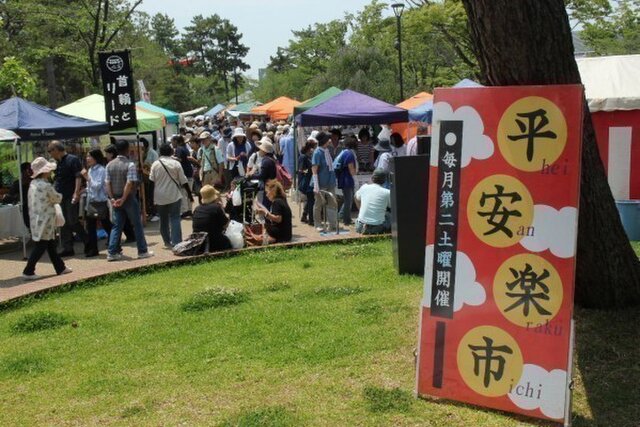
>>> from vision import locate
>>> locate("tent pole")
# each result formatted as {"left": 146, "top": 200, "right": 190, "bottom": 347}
{"left": 136, "top": 129, "right": 147, "bottom": 225}
{"left": 16, "top": 138, "right": 27, "bottom": 259}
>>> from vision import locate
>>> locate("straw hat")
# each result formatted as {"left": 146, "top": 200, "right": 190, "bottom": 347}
{"left": 249, "top": 128, "right": 262, "bottom": 139}
{"left": 197, "top": 131, "right": 212, "bottom": 140}
{"left": 200, "top": 185, "right": 221, "bottom": 204}
{"left": 30, "top": 157, "right": 57, "bottom": 178}
{"left": 259, "top": 139, "right": 275, "bottom": 154}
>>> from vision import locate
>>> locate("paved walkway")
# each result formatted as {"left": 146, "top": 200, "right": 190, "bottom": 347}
{"left": 0, "top": 200, "right": 364, "bottom": 304}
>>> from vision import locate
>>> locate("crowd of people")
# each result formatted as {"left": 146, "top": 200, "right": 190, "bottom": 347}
{"left": 16, "top": 114, "right": 407, "bottom": 280}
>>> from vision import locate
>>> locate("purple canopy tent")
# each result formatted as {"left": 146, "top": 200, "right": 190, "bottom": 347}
{"left": 295, "top": 89, "right": 408, "bottom": 127}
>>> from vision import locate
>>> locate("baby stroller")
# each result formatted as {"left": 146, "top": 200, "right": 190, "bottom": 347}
{"left": 226, "top": 176, "right": 261, "bottom": 224}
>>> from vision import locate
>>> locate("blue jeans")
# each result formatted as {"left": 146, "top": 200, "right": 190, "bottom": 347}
{"left": 156, "top": 199, "right": 182, "bottom": 247}
{"left": 108, "top": 196, "right": 148, "bottom": 255}
{"left": 339, "top": 186, "right": 354, "bottom": 225}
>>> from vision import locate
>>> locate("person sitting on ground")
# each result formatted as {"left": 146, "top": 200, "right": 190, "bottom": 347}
{"left": 192, "top": 185, "right": 231, "bottom": 252}
{"left": 255, "top": 180, "right": 292, "bottom": 244}
{"left": 354, "top": 168, "right": 391, "bottom": 235}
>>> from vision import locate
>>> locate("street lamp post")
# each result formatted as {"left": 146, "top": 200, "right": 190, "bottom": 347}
{"left": 392, "top": 2, "right": 405, "bottom": 101}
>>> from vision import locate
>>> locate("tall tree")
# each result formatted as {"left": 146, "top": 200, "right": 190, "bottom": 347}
{"left": 460, "top": 0, "right": 640, "bottom": 308}
{"left": 150, "top": 13, "right": 181, "bottom": 57}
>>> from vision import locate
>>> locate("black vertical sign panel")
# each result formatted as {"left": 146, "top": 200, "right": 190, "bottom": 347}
{"left": 430, "top": 120, "right": 463, "bottom": 319}
{"left": 98, "top": 50, "right": 137, "bottom": 132}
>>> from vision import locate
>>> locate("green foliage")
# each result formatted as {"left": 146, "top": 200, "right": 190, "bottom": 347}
{"left": 363, "top": 386, "right": 413, "bottom": 413}
{"left": 256, "top": 0, "right": 479, "bottom": 103}
{"left": 181, "top": 287, "right": 249, "bottom": 312}
{"left": 11, "top": 311, "right": 70, "bottom": 333}
{"left": 0, "top": 56, "right": 37, "bottom": 98}
{"left": 219, "top": 406, "right": 299, "bottom": 427}
{"left": 568, "top": 0, "right": 640, "bottom": 55}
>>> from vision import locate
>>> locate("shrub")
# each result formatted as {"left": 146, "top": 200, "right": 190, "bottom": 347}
{"left": 363, "top": 386, "right": 413, "bottom": 413}
{"left": 181, "top": 287, "right": 249, "bottom": 312}
{"left": 11, "top": 311, "right": 70, "bottom": 333}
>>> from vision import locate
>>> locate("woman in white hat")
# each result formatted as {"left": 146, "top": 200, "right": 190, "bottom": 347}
{"left": 22, "top": 157, "right": 72, "bottom": 280}
{"left": 226, "top": 127, "right": 252, "bottom": 179}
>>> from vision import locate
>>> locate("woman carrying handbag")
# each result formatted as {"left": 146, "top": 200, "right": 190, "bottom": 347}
{"left": 22, "top": 157, "right": 72, "bottom": 280}
{"left": 82, "top": 149, "right": 112, "bottom": 257}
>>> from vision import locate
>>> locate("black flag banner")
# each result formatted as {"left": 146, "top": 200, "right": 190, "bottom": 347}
{"left": 98, "top": 50, "right": 137, "bottom": 132}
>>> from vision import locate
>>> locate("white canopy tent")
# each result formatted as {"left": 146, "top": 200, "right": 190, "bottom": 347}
{"left": 576, "top": 54, "right": 640, "bottom": 112}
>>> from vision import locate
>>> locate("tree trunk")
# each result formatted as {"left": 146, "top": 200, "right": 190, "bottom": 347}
{"left": 460, "top": 0, "right": 640, "bottom": 308}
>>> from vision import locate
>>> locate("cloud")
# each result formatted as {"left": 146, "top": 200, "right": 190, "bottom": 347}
{"left": 430, "top": 102, "right": 494, "bottom": 168}
{"left": 520, "top": 205, "right": 578, "bottom": 258}
{"left": 508, "top": 364, "right": 567, "bottom": 420}
{"left": 422, "top": 245, "right": 486, "bottom": 311}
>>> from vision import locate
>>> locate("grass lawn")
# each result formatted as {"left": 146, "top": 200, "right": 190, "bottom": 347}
{"left": 0, "top": 239, "right": 638, "bottom": 426}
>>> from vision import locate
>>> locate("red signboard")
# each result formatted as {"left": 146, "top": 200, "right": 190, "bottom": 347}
{"left": 416, "top": 85, "right": 584, "bottom": 424}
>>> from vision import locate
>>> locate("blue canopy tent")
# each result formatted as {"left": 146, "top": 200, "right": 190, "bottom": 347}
{"left": 408, "top": 79, "right": 483, "bottom": 124}
{"left": 205, "top": 104, "right": 226, "bottom": 117}
{"left": 0, "top": 97, "right": 109, "bottom": 257}
{"left": 0, "top": 97, "right": 109, "bottom": 140}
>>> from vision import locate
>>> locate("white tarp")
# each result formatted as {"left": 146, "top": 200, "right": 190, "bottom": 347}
{"left": 577, "top": 54, "right": 640, "bottom": 112}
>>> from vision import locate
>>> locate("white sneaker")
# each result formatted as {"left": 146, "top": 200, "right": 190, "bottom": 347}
{"left": 315, "top": 227, "right": 325, "bottom": 232}
{"left": 149, "top": 215, "right": 160, "bottom": 222}
{"left": 22, "top": 274, "right": 41, "bottom": 281}
{"left": 138, "top": 251, "right": 154, "bottom": 259}
{"left": 59, "top": 268, "right": 73, "bottom": 275}
{"left": 107, "top": 253, "right": 123, "bottom": 262}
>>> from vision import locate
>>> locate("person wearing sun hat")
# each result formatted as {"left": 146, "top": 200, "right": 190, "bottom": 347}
{"left": 248, "top": 137, "right": 277, "bottom": 207}
{"left": 22, "top": 157, "right": 72, "bottom": 280}
{"left": 226, "top": 127, "right": 252, "bottom": 178}
{"left": 192, "top": 185, "right": 231, "bottom": 252}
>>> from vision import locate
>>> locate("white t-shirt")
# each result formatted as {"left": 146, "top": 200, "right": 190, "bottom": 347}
{"left": 406, "top": 137, "right": 418, "bottom": 156}
{"left": 150, "top": 156, "right": 188, "bottom": 206}
{"left": 374, "top": 152, "right": 393, "bottom": 173}
{"left": 356, "top": 183, "right": 390, "bottom": 225}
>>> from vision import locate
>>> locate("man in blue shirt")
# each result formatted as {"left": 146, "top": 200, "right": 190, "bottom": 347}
{"left": 279, "top": 125, "right": 295, "bottom": 175}
{"left": 311, "top": 132, "right": 337, "bottom": 230}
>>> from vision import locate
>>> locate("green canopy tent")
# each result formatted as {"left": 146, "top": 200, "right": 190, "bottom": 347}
{"left": 293, "top": 87, "right": 343, "bottom": 118}
{"left": 136, "top": 101, "right": 179, "bottom": 124}
{"left": 226, "top": 101, "right": 264, "bottom": 118}
{"left": 136, "top": 101, "right": 180, "bottom": 143}
{"left": 57, "top": 94, "right": 165, "bottom": 133}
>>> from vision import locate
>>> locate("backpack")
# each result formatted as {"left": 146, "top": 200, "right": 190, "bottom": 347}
{"left": 275, "top": 162, "right": 292, "bottom": 191}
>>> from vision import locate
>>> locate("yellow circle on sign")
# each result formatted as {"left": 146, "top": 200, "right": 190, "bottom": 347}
{"left": 494, "top": 254, "right": 563, "bottom": 328}
{"left": 467, "top": 175, "right": 534, "bottom": 248}
{"left": 457, "top": 326, "right": 524, "bottom": 397}
{"left": 498, "top": 96, "right": 567, "bottom": 172}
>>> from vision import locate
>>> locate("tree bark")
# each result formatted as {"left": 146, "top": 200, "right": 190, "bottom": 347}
{"left": 460, "top": 0, "right": 640, "bottom": 308}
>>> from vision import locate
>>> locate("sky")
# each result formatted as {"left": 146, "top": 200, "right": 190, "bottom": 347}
{"left": 139, "top": 0, "right": 395, "bottom": 77}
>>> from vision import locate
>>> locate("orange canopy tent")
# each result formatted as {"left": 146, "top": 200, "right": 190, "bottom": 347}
{"left": 392, "top": 91, "right": 433, "bottom": 142}
{"left": 251, "top": 96, "right": 301, "bottom": 121}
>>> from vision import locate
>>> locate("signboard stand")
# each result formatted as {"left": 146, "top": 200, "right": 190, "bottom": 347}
{"left": 416, "top": 85, "right": 584, "bottom": 425}
{"left": 98, "top": 49, "right": 146, "bottom": 224}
